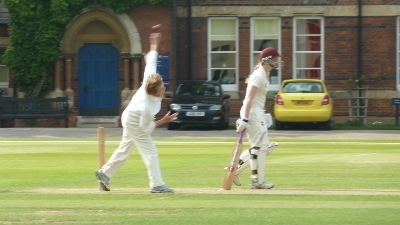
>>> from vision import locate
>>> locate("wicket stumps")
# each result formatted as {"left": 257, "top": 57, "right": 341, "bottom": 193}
{"left": 97, "top": 127, "right": 107, "bottom": 191}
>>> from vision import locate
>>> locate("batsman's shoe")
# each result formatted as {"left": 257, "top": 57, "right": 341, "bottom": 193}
{"left": 251, "top": 179, "right": 274, "bottom": 189}
{"left": 233, "top": 175, "right": 242, "bottom": 186}
{"left": 150, "top": 185, "right": 175, "bottom": 193}
{"left": 95, "top": 170, "right": 110, "bottom": 191}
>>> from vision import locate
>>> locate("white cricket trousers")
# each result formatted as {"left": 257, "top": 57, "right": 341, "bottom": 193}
{"left": 247, "top": 111, "right": 269, "bottom": 149}
{"left": 99, "top": 113, "right": 165, "bottom": 188}
{"left": 246, "top": 110, "right": 269, "bottom": 183}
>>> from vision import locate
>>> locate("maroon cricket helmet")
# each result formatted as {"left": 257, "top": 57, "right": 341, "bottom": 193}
{"left": 259, "top": 47, "right": 280, "bottom": 60}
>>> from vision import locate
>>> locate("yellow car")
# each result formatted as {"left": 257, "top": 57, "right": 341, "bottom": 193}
{"left": 273, "top": 79, "right": 334, "bottom": 129}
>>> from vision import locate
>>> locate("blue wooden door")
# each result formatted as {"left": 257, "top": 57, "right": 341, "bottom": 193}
{"left": 78, "top": 44, "right": 119, "bottom": 116}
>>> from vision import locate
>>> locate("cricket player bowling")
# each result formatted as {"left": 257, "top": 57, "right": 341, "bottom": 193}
{"left": 95, "top": 25, "right": 178, "bottom": 193}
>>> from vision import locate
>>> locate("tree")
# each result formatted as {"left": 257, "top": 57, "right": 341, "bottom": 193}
{"left": 4, "top": 0, "right": 170, "bottom": 97}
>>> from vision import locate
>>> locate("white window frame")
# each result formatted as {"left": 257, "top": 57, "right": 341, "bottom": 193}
{"left": 293, "top": 17, "right": 325, "bottom": 80}
{"left": 397, "top": 17, "right": 400, "bottom": 91}
{"left": 208, "top": 17, "right": 239, "bottom": 92}
{"left": 250, "top": 17, "right": 281, "bottom": 91}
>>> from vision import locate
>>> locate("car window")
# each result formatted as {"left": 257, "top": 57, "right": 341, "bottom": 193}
{"left": 202, "top": 84, "right": 221, "bottom": 96}
{"left": 176, "top": 84, "right": 193, "bottom": 96}
{"left": 282, "top": 82, "right": 324, "bottom": 93}
{"left": 176, "top": 83, "right": 221, "bottom": 96}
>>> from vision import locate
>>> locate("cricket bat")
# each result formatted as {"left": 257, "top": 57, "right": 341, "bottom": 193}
{"left": 222, "top": 130, "right": 245, "bottom": 190}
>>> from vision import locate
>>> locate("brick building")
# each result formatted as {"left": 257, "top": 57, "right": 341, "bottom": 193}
{"left": 174, "top": 0, "right": 400, "bottom": 124}
{"left": 1, "top": 1, "right": 400, "bottom": 127}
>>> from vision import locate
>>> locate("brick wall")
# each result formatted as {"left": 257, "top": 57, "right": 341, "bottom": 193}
{"left": 361, "top": 17, "right": 396, "bottom": 89}
{"left": 190, "top": 0, "right": 357, "bottom": 5}
{"left": 238, "top": 17, "right": 250, "bottom": 90}
{"left": 361, "top": 0, "right": 400, "bottom": 4}
{"left": 175, "top": 17, "right": 190, "bottom": 82}
{"left": 128, "top": 5, "right": 175, "bottom": 88}
{"left": 188, "top": 0, "right": 398, "bottom": 5}
{"left": 369, "top": 99, "right": 397, "bottom": 116}
{"left": 128, "top": 5, "right": 172, "bottom": 54}
{"left": 191, "top": 17, "right": 208, "bottom": 80}
{"left": 325, "top": 17, "right": 359, "bottom": 88}
{"left": 281, "top": 17, "right": 293, "bottom": 81}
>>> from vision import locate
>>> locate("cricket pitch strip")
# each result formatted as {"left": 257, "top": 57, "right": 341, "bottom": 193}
{"left": 18, "top": 187, "right": 400, "bottom": 196}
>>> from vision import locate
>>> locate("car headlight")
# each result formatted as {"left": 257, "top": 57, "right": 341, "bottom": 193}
{"left": 209, "top": 104, "right": 222, "bottom": 110}
{"left": 170, "top": 104, "right": 181, "bottom": 111}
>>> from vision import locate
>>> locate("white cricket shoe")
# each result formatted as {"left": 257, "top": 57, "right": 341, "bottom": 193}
{"left": 251, "top": 179, "right": 274, "bottom": 189}
{"left": 95, "top": 170, "right": 110, "bottom": 191}
{"left": 150, "top": 185, "right": 175, "bottom": 193}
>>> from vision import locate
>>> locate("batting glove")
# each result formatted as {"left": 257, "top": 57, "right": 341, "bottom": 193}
{"left": 236, "top": 118, "right": 249, "bottom": 133}
{"left": 264, "top": 113, "right": 273, "bottom": 128}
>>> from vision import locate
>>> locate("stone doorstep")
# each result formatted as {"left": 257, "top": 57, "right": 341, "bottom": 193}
{"left": 77, "top": 116, "right": 120, "bottom": 128}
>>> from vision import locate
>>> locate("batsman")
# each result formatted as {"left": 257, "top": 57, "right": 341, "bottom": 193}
{"left": 234, "top": 47, "right": 281, "bottom": 189}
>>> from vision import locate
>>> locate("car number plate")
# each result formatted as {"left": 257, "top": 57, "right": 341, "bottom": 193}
{"left": 186, "top": 111, "right": 205, "bottom": 117}
{"left": 295, "top": 100, "right": 311, "bottom": 105}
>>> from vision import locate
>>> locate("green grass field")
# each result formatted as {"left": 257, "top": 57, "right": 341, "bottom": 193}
{"left": 0, "top": 137, "right": 399, "bottom": 225}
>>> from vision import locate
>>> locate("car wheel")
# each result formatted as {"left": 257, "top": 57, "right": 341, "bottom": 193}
{"left": 322, "top": 119, "right": 334, "bottom": 130}
{"left": 224, "top": 120, "right": 230, "bottom": 129}
{"left": 218, "top": 121, "right": 229, "bottom": 130}
{"left": 274, "top": 120, "right": 284, "bottom": 130}
{"left": 167, "top": 123, "right": 180, "bottom": 130}
{"left": 216, "top": 118, "right": 229, "bottom": 130}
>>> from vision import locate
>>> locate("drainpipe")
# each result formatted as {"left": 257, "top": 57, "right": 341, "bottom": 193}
{"left": 357, "top": 0, "right": 363, "bottom": 87}
{"left": 187, "top": 0, "right": 192, "bottom": 80}
{"left": 357, "top": 0, "right": 365, "bottom": 123}
{"left": 172, "top": 0, "right": 177, "bottom": 88}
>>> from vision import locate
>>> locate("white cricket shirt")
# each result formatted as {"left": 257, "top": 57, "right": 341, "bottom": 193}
{"left": 240, "top": 65, "right": 269, "bottom": 117}
{"left": 122, "top": 51, "right": 162, "bottom": 133}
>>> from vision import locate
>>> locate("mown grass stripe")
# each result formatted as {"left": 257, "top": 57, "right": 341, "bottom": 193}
{"left": 1, "top": 140, "right": 400, "bottom": 145}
